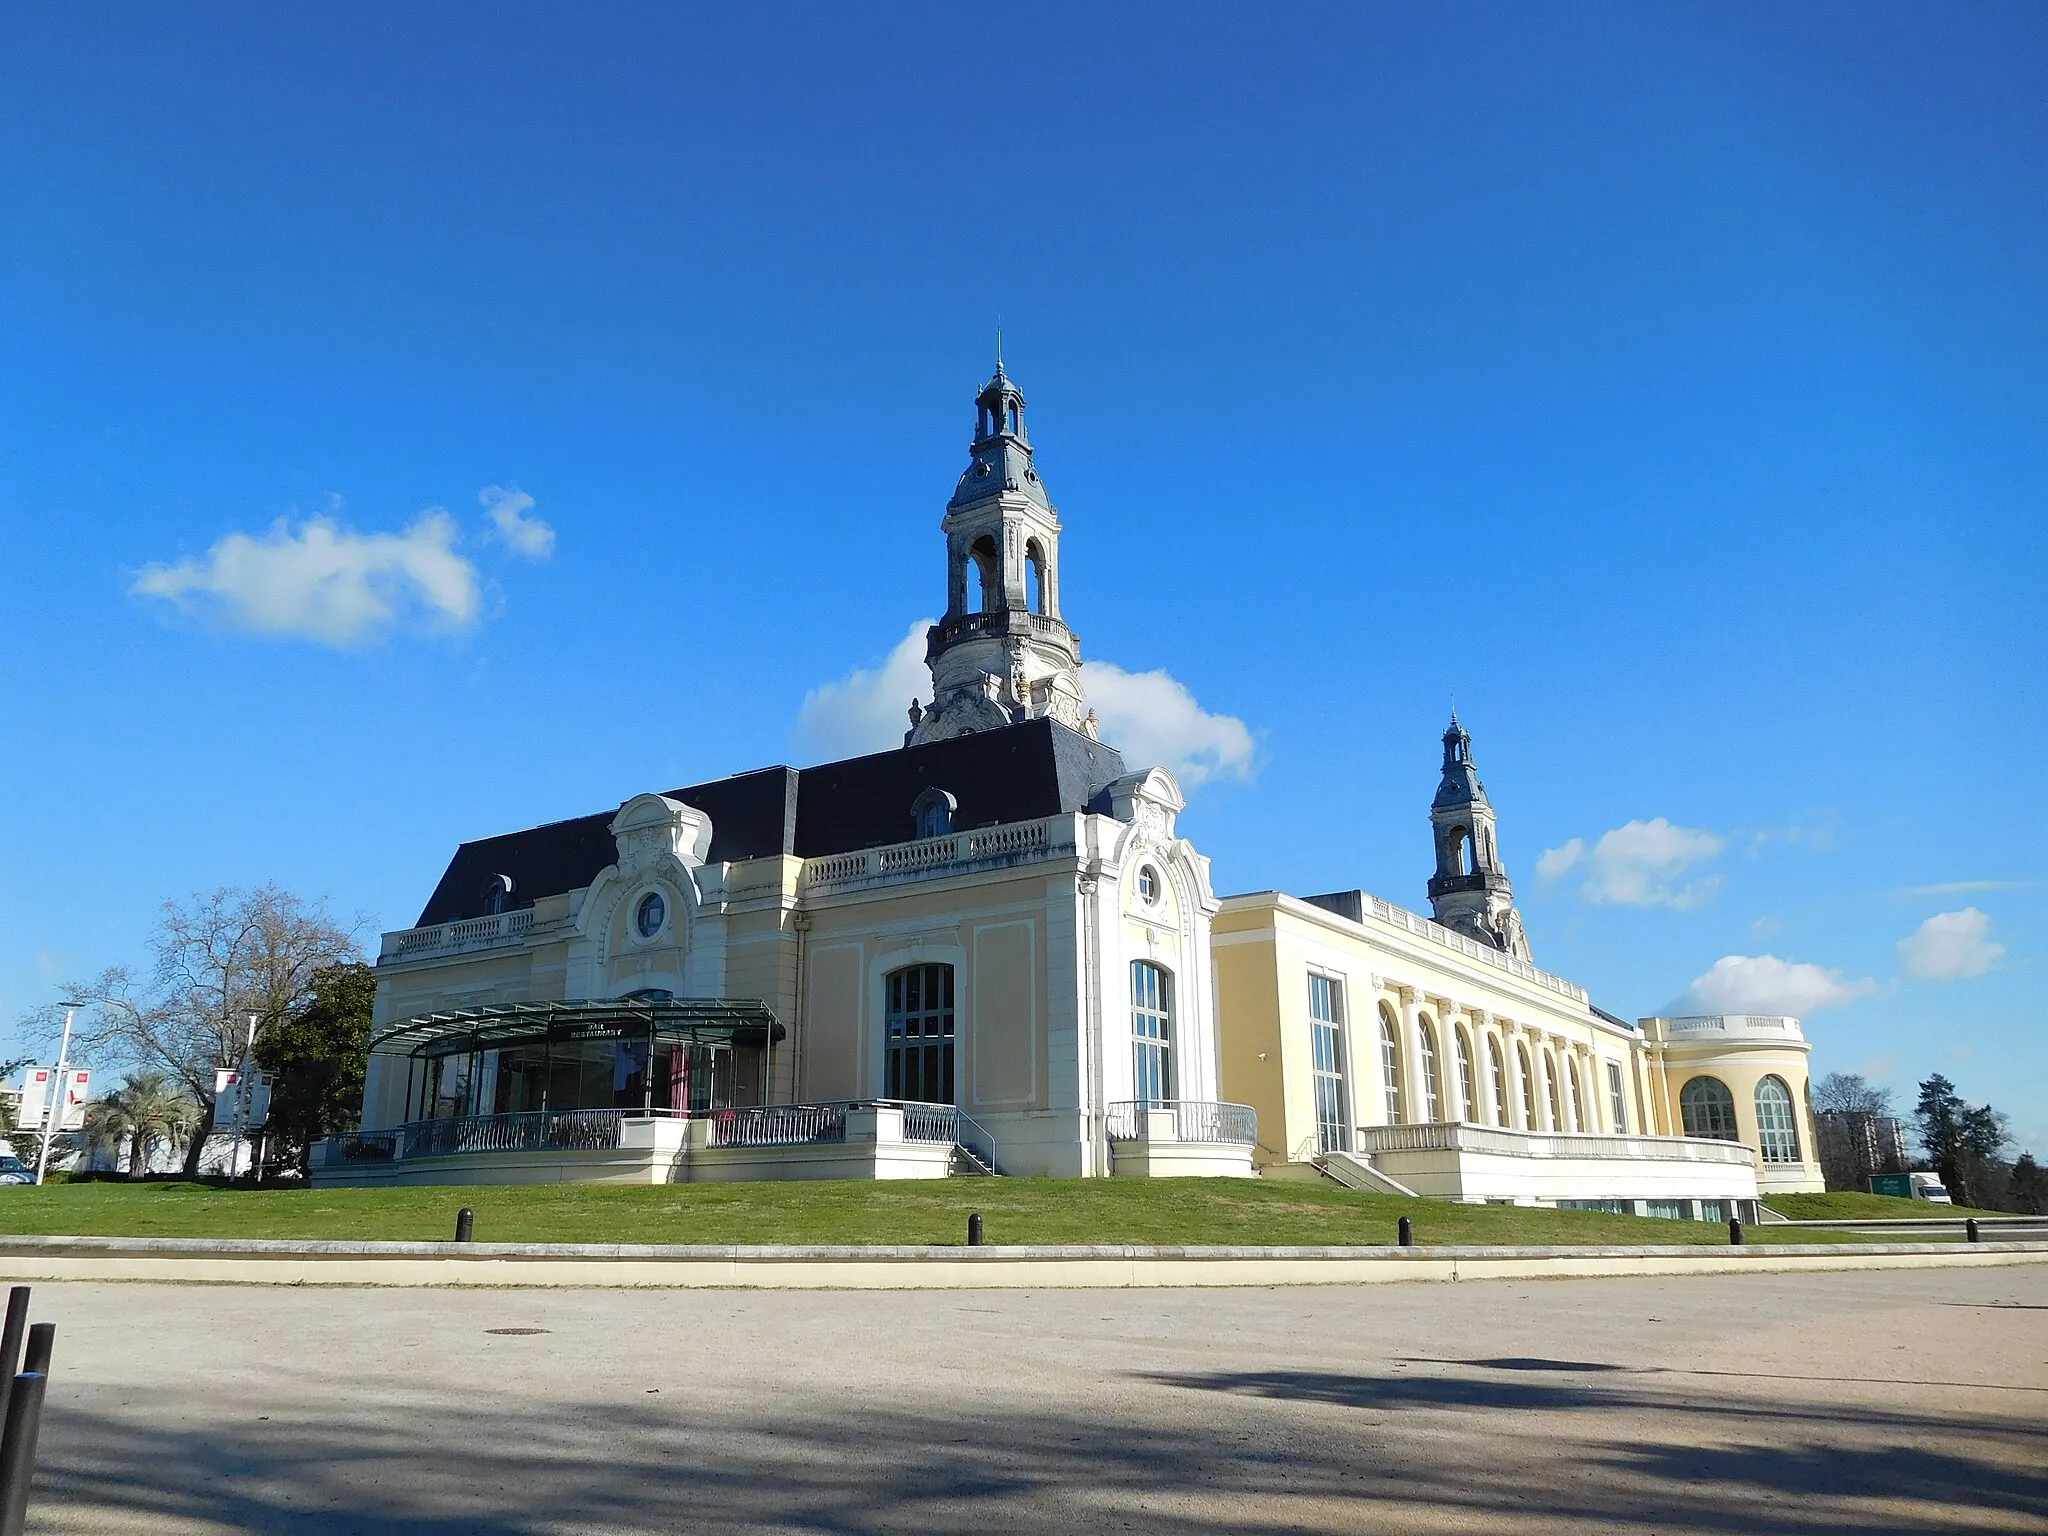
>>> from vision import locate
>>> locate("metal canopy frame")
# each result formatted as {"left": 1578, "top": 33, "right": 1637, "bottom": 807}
{"left": 370, "top": 998, "right": 787, "bottom": 1062}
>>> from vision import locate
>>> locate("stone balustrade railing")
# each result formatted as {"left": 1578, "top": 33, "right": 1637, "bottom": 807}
{"left": 381, "top": 908, "right": 535, "bottom": 963}
{"left": 1354, "top": 1121, "right": 1756, "bottom": 1166}
{"left": 802, "top": 817, "right": 1069, "bottom": 893}
{"left": 1359, "top": 896, "right": 1588, "bottom": 1005}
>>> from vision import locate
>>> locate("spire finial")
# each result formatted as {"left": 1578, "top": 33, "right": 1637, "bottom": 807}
{"left": 996, "top": 316, "right": 1003, "bottom": 371}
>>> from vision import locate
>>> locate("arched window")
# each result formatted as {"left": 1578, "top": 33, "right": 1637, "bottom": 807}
{"left": 1517, "top": 1044, "right": 1537, "bottom": 1128}
{"left": 1680, "top": 1076, "right": 1740, "bottom": 1141}
{"left": 1488, "top": 1038, "right": 1509, "bottom": 1126}
{"left": 1024, "top": 539, "right": 1047, "bottom": 615}
{"left": 885, "top": 964, "right": 955, "bottom": 1104}
{"left": 1542, "top": 1051, "right": 1562, "bottom": 1130}
{"left": 1007, "top": 402, "right": 1020, "bottom": 433}
{"left": 911, "top": 786, "right": 956, "bottom": 841}
{"left": 1755, "top": 1076, "right": 1802, "bottom": 1163}
{"left": 969, "top": 534, "right": 999, "bottom": 613}
{"left": 1453, "top": 1028, "right": 1475, "bottom": 1123}
{"left": 1377, "top": 1004, "right": 1404, "bottom": 1124}
{"left": 1417, "top": 1019, "right": 1441, "bottom": 1121}
{"left": 1565, "top": 1059, "right": 1584, "bottom": 1132}
{"left": 1131, "top": 962, "right": 1174, "bottom": 1104}
{"left": 1448, "top": 826, "right": 1471, "bottom": 876}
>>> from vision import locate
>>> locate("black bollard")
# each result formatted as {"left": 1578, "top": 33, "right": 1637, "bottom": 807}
{"left": 1397, "top": 1216, "right": 1413, "bottom": 1248}
{"left": 18, "top": 1329, "right": 50, "bottom": 1380}
{"left": 967, "top": 1212, "right": 984, "bottom": 1247}
{"left": 454, "top": 1208, "right": 475, "bottom": 1244}
{"left": 1728, "top": 1217, "right": 1744, "bottom": 1246}
{"left": 0, "top": 1290, "right": 28, "bottom": 1428}
{"left": 1966, "top": 1218, "right": 1980, "bottom": 1244}
{"left": 0, "top": 1370, "right": 47, "bottom": 1536}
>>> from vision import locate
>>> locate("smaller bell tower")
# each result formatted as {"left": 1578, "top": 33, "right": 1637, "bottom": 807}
{"left": 1426, "top": 715, "right": 1531, "bottom": 960}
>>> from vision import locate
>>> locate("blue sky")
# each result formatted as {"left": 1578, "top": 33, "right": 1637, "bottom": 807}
{"left": 2, "top": 4, "right": 2043, "bottom": 1151}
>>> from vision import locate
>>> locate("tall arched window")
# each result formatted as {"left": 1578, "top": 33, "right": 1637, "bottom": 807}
{"left": 1755, "top": 1076, "right": 1802, "bottom": 1163}
{"left": 1453, "top": 1028, "right": 1476, "bottom": 1123}
{"left": 1564, "top": 1059, "right": 1584, "bottom": 1132}
{"left": 1488, "top": 1039, "right": 1509, "bottom": 1126}
{"left": 1131, "top": 962, "right": 1174, "bottom": 1104}
{"left": 885, "top": 964, "right": 955, "bottom": 1104}
{"left": 1542, "top": 1051, "right": 1562, "bottom": 1130}
{"left": 1377, "top": 1005, "right": 1404, "bottom": 1124}
{"left": 1416, "top": 1019, "right": 1442, "bottom": 1121}
{"left": 1680, "top": 1076, "right": 1739, "bottom": 1141}
{"left": 1516, "top": 1044, "right": 1537, "bottom": 1128}
{"left": 1448, "top": 826, "right": 1472, "bottom": 876}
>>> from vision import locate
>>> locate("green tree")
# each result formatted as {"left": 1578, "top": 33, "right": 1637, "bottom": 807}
{"left": 83, "top": 1071, "right": 201, "bottom": 1176}
{"left": 1812, "top": 1072, "right": 1893, "bottom": 1115}
{"left": 1914, "top": 1073, "right": 2008, "bottom": 1207}
{"left": 2008, "top": 1152, "right": 2048, "bottom": 1216}
{"left": 254, "top": 961, "right": 376, "bottom": 1176}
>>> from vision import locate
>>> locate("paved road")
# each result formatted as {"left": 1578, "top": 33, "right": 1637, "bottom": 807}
{"left": 17, "top": 1264, "right": 2048, "bottom": 1534}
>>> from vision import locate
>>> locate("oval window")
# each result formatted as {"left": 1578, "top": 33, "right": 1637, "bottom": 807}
{"left": 635, "top": 891, "right": 666, "bottom": 938}
{"left": 1137, "top": 866, "right": 1161, "bottom": 904}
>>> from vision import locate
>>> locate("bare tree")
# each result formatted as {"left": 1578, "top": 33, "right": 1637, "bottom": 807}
{"left": 29, "top": 886, "right": 365, "bottom": 1175}
{"left": 1812, "top": 1072, "right": 1893, "bottom": 1115}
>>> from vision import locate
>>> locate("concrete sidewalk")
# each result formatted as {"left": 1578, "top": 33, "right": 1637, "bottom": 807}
{"left": 16, "top": 1265, "right": 2048, "bottom": 1534}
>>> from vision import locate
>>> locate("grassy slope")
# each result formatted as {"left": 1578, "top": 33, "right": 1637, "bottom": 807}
{"left": 1764, "top": 1190, "right": 1995, "bottom": 1220}
{"left": 0, "top": 1178, "right": 1940, "bottom": 1247}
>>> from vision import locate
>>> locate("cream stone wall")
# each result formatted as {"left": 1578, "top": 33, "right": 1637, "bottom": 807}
{"left": 1639, "top": 1016, "right": 1825, "bottom": 1195}
{"left": 1215, "top": 894, "right": 1647, "bottom": 1168}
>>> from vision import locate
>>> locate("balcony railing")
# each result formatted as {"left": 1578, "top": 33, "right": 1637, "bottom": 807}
{"left": 801, "top": 818, "right": 1071, "bottom": 894}
{"left": 401, "top": 1108, "right": 625, "bottom": 1159}
{"left": 333, "top": 1132, "right": 397, "bottom": 1162}
{"left": 380, "top": 908, "right": 535, "bottom": 964}
{"left": 1355, "top": 895, "right": 1588, "bottom": 1004}
{"left": 1106, "top": 1100, "right": 1259, "bottom": 1146}
{"left": 710, "top": 1102, "right": 848, "bottom": 1148}
{"left": 1353, "top": 1121, "right": 1756, "bottom": 1166}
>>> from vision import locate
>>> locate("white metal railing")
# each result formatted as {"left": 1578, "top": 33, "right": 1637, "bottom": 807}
{"left": 1105, "top": 1099, "right": 1260, "bottom": 1146}
{"left": 401, "top": 1108, "right": 624, "bottom": 1159}
{"left": 1359, "top": 896, "right": 1588, "bottom": 1003}
{"left": 382, "top": 908, "right": 535, "bottom": 963}
{"left": 711, "top": 1102, "right": 848, "bottom": 1147}
{"left": 1354, "top": 1121, "right": 1755, "bottom": 1166}
{"left": 801, "top": 818, "right": 1065, "bottom": 892}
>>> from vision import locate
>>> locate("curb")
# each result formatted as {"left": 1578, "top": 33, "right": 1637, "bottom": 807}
{"left": 0, "top": 1235, "right": 2041, "bottom": 1289}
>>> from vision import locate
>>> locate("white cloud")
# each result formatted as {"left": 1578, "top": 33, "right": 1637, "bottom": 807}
{"left": 792, "top": 624, "right": 1259, "bottom": 788}
{"left": 1673, "top": 953, "right": 1877, "bottom": 1017}
{"left": 793, "top": 620, "right": 933, "bottom": 761}
{"left": 1078, "top": 660, "right": 1256, "bottom": 788}
{"left": 132, "top": 510, "right": 480, "bottom": 645}
{"left": 1898, "top": 880, "right": 2032, "bottom": 897}
{"left": 481, "top": 485, "right": 554, "bottom": 561}
{"left": 1537, "top": 818, "right": 1726, "bottom": 908}
{"left": 1898, "top": 907, "right": 2004, "bottom": 982}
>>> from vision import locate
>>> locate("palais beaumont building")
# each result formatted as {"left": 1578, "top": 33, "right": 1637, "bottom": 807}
{"left": 320, "top": 364, "right": 1824, "bottom": 1218}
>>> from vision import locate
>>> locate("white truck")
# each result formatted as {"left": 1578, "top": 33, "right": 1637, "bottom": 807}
{"left": 1870, "top": 1172, "right": 1953, "bottom": 1204}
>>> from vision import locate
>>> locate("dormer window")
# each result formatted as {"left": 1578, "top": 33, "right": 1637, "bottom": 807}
{"left": 911, "top": 786, "right": 958, "bottom": 841}
{"left": 482, "top": 874, "right": 515, "bottom": 915}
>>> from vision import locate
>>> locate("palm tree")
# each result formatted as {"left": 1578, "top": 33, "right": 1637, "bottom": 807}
{"left": 85, "top": 1072, "right": 200, "bottom": 1177}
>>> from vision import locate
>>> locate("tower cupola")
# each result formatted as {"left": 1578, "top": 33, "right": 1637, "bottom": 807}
{"left": 1425, "top": 714, "right": 1531, "bottom": 960}
{"left": 907, "top": 359, "right": 1092, "bottom": 745}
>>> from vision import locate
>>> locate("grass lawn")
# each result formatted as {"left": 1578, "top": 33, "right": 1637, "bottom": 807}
{"left": 0, "top": 1178, "right": 1961, "bottom": 1248}
{"left": 1763, "top": 1190, "right": 1995, "bottom": 1220}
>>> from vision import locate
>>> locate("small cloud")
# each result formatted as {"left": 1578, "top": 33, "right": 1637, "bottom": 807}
{"left": 1898, "top": 880, "right": 2032, "bottom": 897}
{"left": 793, "top": 620, "right": 933, "bottom": 761}
{"left": 1750, "top": 915, "right": 1782, "bottom": 941}
{"left": 793, "top": 625, "right": 1259, "bottom": 788}
{"left": 1079, "top": 661, "right": 1256, "bottom": 788}
{"left": 1542, "top": 818, "right": 1726, "bottom": 908}
{"left": 480, "top": 485, "right": 554, "bottom": 561}
{"left": 132, "top": 508, "right": 480, "bottom": 645}
{"left": 1672, "top": 953, "right": 1877, "bottom": 1017}
{"left": 1535, "top": 838, "right": 1585, "bottom": 882}
{"left": 1898, "top": 907, "right": 2004, "bottom": 982}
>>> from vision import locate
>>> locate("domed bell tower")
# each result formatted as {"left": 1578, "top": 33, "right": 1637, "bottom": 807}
{"left": 1426, "top": 715, "right": 1531, "bottom": 960}
{"left": 907, "top": 361, "right": 1094, "bottom": 744}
